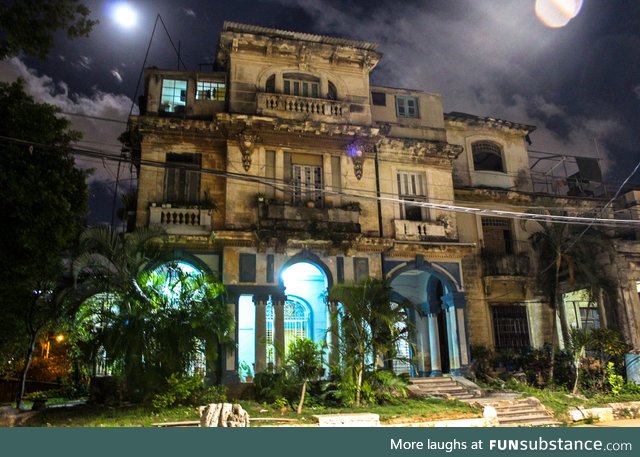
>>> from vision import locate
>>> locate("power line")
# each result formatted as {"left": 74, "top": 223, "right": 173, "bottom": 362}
{"left": 3, "top": 135, "right": 639, "bottom": 229}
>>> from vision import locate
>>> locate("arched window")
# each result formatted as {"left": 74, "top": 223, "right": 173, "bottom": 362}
{"left": 265, "top": 297, "right": 311, "bottom": 365}
{"left": 472, "top": 141, "right": 505, "bottom": 172}
{"left": 328, "top": 82, "right": 338, "bottom": 100}
{"left": 265, "top": 75, "right": 275, "bottom": 93}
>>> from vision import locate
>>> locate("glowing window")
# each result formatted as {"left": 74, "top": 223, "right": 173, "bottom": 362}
{"left": 196, "top": 81, "right": 225, "bottom": 101}
{"left": 161, "top": 79, "right": 187, "bottom": 113}
{"left": 265, "top": 298, "right": 311, "bottom": 365}
{"left": 472, "top": 141, "right": 505, "bottom": 172}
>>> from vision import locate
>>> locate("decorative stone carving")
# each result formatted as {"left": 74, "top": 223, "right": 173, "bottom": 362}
{"left": 346, "top": 139, "right": 375, "bottom": 181}
{"left": 379, "top": 138, "right": 464, "bottom": 163}
{"left": 237, "top": 130, "right": 261, "bottom": 171}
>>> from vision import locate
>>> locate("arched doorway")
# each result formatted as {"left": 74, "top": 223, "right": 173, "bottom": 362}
{"left": 279, "top": 262, "right": 328, "bottom": 352}
{"left": 389, "top": 265, "right": 467, "bottom": 377}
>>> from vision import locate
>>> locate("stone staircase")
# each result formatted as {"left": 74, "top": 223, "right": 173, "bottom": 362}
{"left": 407, "top": 376, "right": 481, "bottom": 401}
{"left": 482, "top": 397, "right": 560, "bottom": 427}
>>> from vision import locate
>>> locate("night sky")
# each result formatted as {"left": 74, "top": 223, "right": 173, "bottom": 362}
{"left": 1, "top": 0, "right": 639, "bottom": 224}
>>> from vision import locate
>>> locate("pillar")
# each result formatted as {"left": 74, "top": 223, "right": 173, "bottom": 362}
{"left": 255, "top": 297, "right": 267, "bottom": 374}
{"left": 428, "top": 313, "right": 441, "bottom": 376}
{"left": 222, "top": 298, "right": 239, "bottom": 383}
{"left": 274, "top": 300, "right": 286, "bottom": 368}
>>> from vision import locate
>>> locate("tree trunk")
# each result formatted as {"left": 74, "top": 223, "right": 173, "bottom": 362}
{"left": 16, "top": 331, "right": 37, "bottom": 409}
{"left": 297, "top": 380, "right": 307, "bottom": 415}
{"left": 555, "top": 252, "right": 571, "bottom": 346}
{"left": 548, "top": 308, "right": 557, "bottom": 385}
{"left": 572, "top": 357, "right": 581, "bottom": 395}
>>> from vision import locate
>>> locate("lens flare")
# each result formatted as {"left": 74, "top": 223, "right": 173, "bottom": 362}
{"left": 535, "top": 0, "right": 583, "bottom": 28}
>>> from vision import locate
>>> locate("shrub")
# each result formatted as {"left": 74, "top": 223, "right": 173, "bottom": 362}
{"left": 606, "top": 362, "right": 625, "bottom": 396}
{"left": 151, "top": 373, "right": 227, "bottom": 409}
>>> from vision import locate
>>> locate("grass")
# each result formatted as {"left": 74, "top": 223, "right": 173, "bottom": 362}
{"left": 23, "top": 397, "right": 481, "bottom": 427}
{"left": 501, "top": 380, "right": 640, "bottom": 422}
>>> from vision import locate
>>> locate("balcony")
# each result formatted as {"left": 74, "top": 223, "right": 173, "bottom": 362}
{"left": 394, "top": 220, "right": 451, "bottom": 241}
{"left": 256, "top": 92, "right": 349, "bottom": 122}
{"left": 481, "top": 250, "right": 531, "bottom": 277}
{"left": 149, "top": 205, "right": 212, "bottom": 235}
{"left": 257, "top": 201, "right": 360, "bottom": 245}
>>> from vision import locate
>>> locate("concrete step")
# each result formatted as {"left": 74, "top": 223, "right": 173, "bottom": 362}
{"left": 495, "top": 408, "right": 551, "bottom": 417}
{"left": 498, "top": 413, "right": 555, "bottom": 423}
{"left": 500, "top": 419, "right": 561, "bottom": 427}
{"left": 407, "top": 376, "right": 480, "bottom": 401}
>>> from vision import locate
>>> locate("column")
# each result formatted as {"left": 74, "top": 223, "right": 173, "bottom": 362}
{"left": 222, "top": 298, "right": 239, "bottom": 383}
{"left": 328, "top": 302, "right": 340, "bottom": 368}
{"left": 274, "top": 300, "right": 286, "bottom": 368}
{"left": 428, "top": 313, "right": 441, "bottom": 376}
{"left": 446, "top": 305, "right": 461, "bottom": 374}
{"left": 275, "top": 148, "right": 285, "bottom": 202}
{"left": 254, "top": 297, "right": 267, "bottom": 374}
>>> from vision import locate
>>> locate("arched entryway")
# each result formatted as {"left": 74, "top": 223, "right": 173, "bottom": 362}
{"left": 389, "top": 263, "right": 469, "bottom": 377}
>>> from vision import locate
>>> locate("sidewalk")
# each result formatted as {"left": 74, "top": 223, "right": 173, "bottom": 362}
{"left": 576, "top": 418, "right": 640, "bottom": 427}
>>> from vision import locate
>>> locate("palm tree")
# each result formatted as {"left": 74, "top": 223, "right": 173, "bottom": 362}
{"left": 327, "top": 277, "right": 412, "bottom": 406}
{"left": 73, "top": 225, "right": 166, "bottom": 392}
{"left": 529, "top": 219, "right": 615, "bottom": 383}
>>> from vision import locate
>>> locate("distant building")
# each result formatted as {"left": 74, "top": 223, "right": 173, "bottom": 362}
{"left": 126, "top": 22, "right": 640, "bottom": 382}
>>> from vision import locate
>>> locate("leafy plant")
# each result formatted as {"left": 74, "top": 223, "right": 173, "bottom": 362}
{"left": 606, "top": 362, "right": 625, "bottom": 396}
{"left": 285, "top": 338, "right": 324, "bottom": 414}
{"left": 151, "top": 373, "right": 227, "bottom": 409}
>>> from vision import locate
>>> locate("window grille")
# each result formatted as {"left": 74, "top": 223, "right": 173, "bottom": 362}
{"left": 292, "top": 164, "right": 323, "bottom": 206}
{"left": 265, "top": 298, "right": 311, "bottom": 365}
{"left": 492, "top": 305, "right": 530, "bottom": 350}
{"left": 472, "top": 141, "right": 504, "bottom": 172}
{"left": 482, "top": 217, "right": 513, "bottom": 255}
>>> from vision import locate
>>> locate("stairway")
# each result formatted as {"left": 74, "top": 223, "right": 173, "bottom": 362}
{"left": 483, "top": 397, "right": 560, "bottom": 427}
{"left": 408, "top": 376, "right": 481, "bottom": 401}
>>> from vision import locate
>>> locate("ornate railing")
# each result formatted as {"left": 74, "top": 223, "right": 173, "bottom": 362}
{"left": 481, "top": 251, "right": 531, "bottom": 276}
{"left": 149, "top": 206, "right": 212, "bottom": 235}
{"left": 256, "top": 92, "right": 348, "bottom": 120}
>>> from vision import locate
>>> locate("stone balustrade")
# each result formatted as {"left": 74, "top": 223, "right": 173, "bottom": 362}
{"left": 394, "top": 219, "right": 447, "bottom": 241}
{"left": 149, "top": 205, "right": 212, "bottom": 235}
{"left": 256, "top": 92, "right": 348, "bottom": 120}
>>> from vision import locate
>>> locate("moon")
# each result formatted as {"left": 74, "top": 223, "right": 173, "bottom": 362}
{"left": 113, "top": 2, "right": 137, "bottom": 28}
{"left": 535, "top": 0, "right": 583, "bottom": 28}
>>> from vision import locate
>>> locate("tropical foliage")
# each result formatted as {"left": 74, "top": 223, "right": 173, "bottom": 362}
{"left": 72, "top": 226, "right": 234, "bottom": 399}
{"left": 327, "top": 278, "right": 412, "bottom": 406}
{"left": 285, "top": 337, "right": 324, "bottom": 414}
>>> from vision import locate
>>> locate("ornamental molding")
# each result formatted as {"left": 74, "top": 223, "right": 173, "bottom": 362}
{"left": 379, "top": 138, "right": 464, "bottom": 161}
{"left": 237, "top": 129, "right": 261, "bottom": 171}
{"left": 345, "top": 139, "right": 376, "bottom": 180}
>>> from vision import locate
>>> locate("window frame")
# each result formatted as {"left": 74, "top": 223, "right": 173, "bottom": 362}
{"left": 492, "top": 304, "right": 531, "bottom": 351}
{"left": 395, "top": 95, "right": 419, "bottom": 118}
{"left": 472, "top": 141, "right": 505, "bottom": 173}
{"left": 196, "top": 80, "right": 226, "bottom": 101}
{"left": 160, "top": 79, "right": 188, "bottom": 113}
{"left": 164, "top": 153, "right": 202, "bottom": 205}
{"left": 481, "top": 216, "right": 514, "bottom": 255}
{"left": 397, "top": 171, "right": 427, "bottom": 221}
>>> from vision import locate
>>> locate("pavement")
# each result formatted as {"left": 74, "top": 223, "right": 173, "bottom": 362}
{"left": 576, "top": 418, "right": 640, "bottom": 427}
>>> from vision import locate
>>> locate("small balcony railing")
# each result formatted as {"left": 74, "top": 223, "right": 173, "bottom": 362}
{"left": 149, "top": 205, "right": 212, "bottom": 235}
{"left": 394, "top": 220, "right": 449, "bottom": 241}
{"left": 256, "top": 92, "right": 349, "bottom": 121}
{"left": 481, "top": 248, "right": 532, "bottom": 277}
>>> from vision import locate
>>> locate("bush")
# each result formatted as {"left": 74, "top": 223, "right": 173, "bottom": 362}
{"left": 253, "top": 370, "right": 296, "bottom": 404}
{"left": 151, "top": 373, "right": 227, "bottom": 409}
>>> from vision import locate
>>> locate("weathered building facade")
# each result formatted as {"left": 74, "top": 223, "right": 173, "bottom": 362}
{"left": 127, "top": 22, "right": 640, "bottom": 382}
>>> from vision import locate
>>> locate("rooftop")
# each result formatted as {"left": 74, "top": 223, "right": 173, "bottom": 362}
{"left": 222, "top": 21, "right": 379, "bottom": 51}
